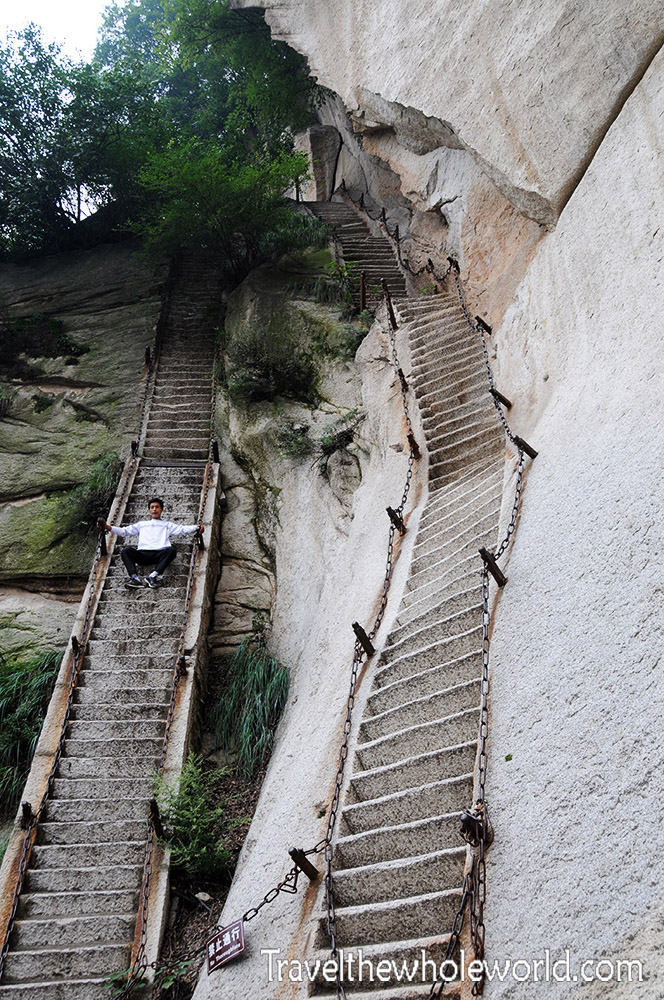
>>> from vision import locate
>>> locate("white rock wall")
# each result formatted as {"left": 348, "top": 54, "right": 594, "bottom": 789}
{"left": 234, "top": 0, "right": 663, "bottom": 223}
{"left": 484, "top": 43, "right": 664, "bottom": 998}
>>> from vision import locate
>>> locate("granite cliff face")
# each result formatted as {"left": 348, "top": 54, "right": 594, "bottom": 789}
{"left": 0, "top": 243, "right": 166, "bottom": 655}
{"left": 204, "top": 4, "right": 664, "bottom": 998}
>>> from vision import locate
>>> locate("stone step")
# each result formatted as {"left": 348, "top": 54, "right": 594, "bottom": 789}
{"left": 359, "top": 679, "right": 480, "bottom": 743}
{"left": 411, "top": 498, "right": 500, "bottom": 567}
{"left": 61, "top": 737, "right": 163, "bottom": 760}
{"left": 10, "top": 913, "right": 135, "bottom": 952}
{"left": 309, "top": 934, "right": 461, "bottom": 997}
{"left": 385, "top": 588, "right": 480, "bottom": 647}
{"left": 18, "top": 887, "right": 138, "bottom": 919}
{"left": 408, "top": 512, "right": 498, "bottom": 579}
{"left": 369, "top": 653, "right": 481, "bottom": 713}
{"left": 334, "top": 811, "right": 463, "bottom": 869}
{"left": 349, "top": 742, "right": 477, "bottom": 802}
{"left": 318, "top": 887, "right": 463, "bottom": 949}
{"left": 77, "top": 664, "right": 175, "bottom": 685}
{"left": 0, "top": 975, "right": 113, "bottom": 998}
{"left": 25, "top": 861, "right": 142, "bottom": 893}
{"left": 354, "top": 707, "right": 480, "bottom": 772}
{"left": 36, "top": 819, "right": 145, "bottom": 846}
{"left": 418, "top": 465, "right": 503, "bottom": 525}
{"left": 66, "top": 719, "right": 165, "bottom": 740}
{"left": 404, "top": 527, "right": 497, "bottom": 593}
{"left": 380, "top": 607, "right": 482, "bottom": 668}
{"left": 331, "top": 846, "right": 466, "bottom": 907}
{"left": 0, "top": 943, "right": 131, "bottom": 984}
{"left": 56, "top": 755, "right": 159, "bottom": 780}
{"left": 397, "top": 567, "right": 480, "bottom": 626}
{"left": 51, "top": 776, "right": 153, "bottom": 802}
{"left": 341, "top": 774, "right": 471, "bottom": 835}
{"left": 29, "top": 839, "right": 145, "bottom": 870}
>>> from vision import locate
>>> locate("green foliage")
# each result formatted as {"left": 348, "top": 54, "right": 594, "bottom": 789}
{"left": 59, "top": 451, "right": 122, "bottom": 530}
{"left": 226, "top": 313, "right": 319, "bottom": 404}
{"left": 277, "top": 421, "right": 312, "bottom": 459}
{"left": 134, "top": 141, "right": 311, "bottom": 277}
{"left": 153, "top": 753, "right": 234, "bottom": 881}
{"left": 0, "top": 830, "right": 9, "bottom": 865}
{"left": 0, "top": 26, "right": 166, "bottom": 258}
{"left": 209, "top": 630, "right": 289, "bottom": 778}
{"left": 0, "top": 312, "right": 89, "bottom": 378}
{"left": 358, "top": 309, "right": 375, "bottom": 329}
{"left": 0, "top": 650, "right": 62, "bottom": 820}
{"left": 317, "top": 413, "right": 364, "bottom": 476}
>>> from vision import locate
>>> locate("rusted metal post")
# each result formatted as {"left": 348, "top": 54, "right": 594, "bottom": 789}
{"left": 360, "top": 271, "right": 367, "bottom": 313}
{"left": 381, "top": 207, "right": 387, "bottom": 225}
{"left": 131, "top": 440, "right": 138, "bottom": 457}
{"left": 490, "top": 387, "right": 513, "bottom": 409}
{"left": 407, "top": 432, "right": 421, "bottom": 459}
{"left": 359, "top": 192, "right": 365, "bottom": 210}
{"left": 479, "top": 547, "right": 508, "bottom": 587}
{"left": 211, "top": 439, "right": 220, "bottom": 464}
{"left": 196, "top": 528, "right": 205, "bottom": 551}
{"left": 20, "top": 802, "right": 34, "bottom": 830}
{"left": 352, "top": 622, "right": 375, "bottom": 657}
{"left": 386, "top": 506, "right": 406, "bottom": 535}
{"left": 177, "top": 654, "right": 188, "bottom": 676}
{"left": 397, "top": 367, "right": 409, "bottom": 394}
{"left": 288, "top": 848, "right": 319, "bottom": 881}
{"left": 381, "top": 279, "right": 398, "bottom": 331}
{"left": 394, "top": 225, "right": 400, "bottom": 244}
{"left": 475, "top": 316, "right": 492, "bottom": 337}
{"left": 71, "top": 635, "right": 81, "bottom": 656}
{"left": 145, "top": 346, "right": 151, "bottom": 367}
{"left": 513, "top": 435, "right": 538, "bottom": 459}
{"left": 447, "top": 256, "right": 460, "bottom": 274}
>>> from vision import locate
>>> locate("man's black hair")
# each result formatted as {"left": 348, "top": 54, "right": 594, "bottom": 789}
{"left": 148, "top": 497, "right": 164, "bottom": 509}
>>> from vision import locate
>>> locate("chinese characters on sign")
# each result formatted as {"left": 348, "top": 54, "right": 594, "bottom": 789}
{"left": 207, "top": 919, "right": 246, "bottom": 974}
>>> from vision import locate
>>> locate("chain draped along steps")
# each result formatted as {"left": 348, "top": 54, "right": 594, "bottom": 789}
{"left": 0, "top": 253, "right": 224, "bottom": 999}
{"left": 306, "top": 200, "right": 527, "bottom": 999}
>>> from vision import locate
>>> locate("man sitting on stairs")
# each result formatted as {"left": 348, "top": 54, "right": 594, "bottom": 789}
{"left": 103, "top": 497, "right": 202, "bottom": 589}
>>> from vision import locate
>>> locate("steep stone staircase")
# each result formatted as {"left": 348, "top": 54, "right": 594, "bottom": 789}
{"left": 0, "top": 255, "right": 221, "bottom": 999}
{"left": 308, "top": 201, "right": 507, "bottom": 996}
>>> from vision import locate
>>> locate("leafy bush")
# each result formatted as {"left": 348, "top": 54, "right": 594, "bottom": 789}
{"left": 226, "top": 314, "right": 318, "bottom": 404}
{"left": 277, "top": 422, "right": 312, "bottom": 458}
{"left": 153, "top": 754, "right": 234, "bottom": 882}
{"left": 209, "top": 631, "right": 289, "bottom": 778}
{"left": 59, "top": 451, "right": 122, "bottom": 530}
{"left": 0, "top": 650, "right": 62, "bottom": 819}
{"left": 0, "top": 313, "right": 89, "bottom": 377}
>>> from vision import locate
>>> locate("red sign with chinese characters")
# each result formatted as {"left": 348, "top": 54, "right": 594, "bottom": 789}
{"left": 207, "top": 919, "right": 246, "bottom": 974}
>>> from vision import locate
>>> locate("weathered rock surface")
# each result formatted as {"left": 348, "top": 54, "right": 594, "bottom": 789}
{"left": 482, "top": 43, "right": 664, "bottom": 997}
{"left": 234, "top": 0, "right": 663, "bottom": 223}
{"left": 0, "top": 241, "right": 165, "bottom": 648}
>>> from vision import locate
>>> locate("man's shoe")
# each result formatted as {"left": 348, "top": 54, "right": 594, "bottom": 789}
{"left": 125, "top": 575, "right": 144, "bottom": 589}
{"left": 145, "top": 575, "right": 161, "bottom": 589}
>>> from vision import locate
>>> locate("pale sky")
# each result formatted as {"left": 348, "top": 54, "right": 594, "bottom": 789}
{"left": 2, "top": 0, "right": 111, "bottom": 61}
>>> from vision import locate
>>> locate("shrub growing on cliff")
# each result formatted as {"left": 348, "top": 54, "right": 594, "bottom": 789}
{"left": 60, "top": 451, "right": 123, "bottom": 530}
{"left": 152, "top": 753, "right": 235, "bottom": 881}
{"left": 226, "top": 314, "right": 318, "bottom": 404}
{"left": 0, "top": 650, "right": 62, "bottom": 819}
{"left": 210, "top": 631, "right": 289, "bottom": 778}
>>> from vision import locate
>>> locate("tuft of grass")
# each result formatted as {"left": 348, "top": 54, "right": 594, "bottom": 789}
{"left": 0, "top": 650, "right": 63, "bottom": 820}
{"left": 152, "top": 754, "right": 234, "bottom": 882}
{"left": 209, "top": 631, "right": 289, "bottom": 778}
{"left": 59, "top": 451, "right": 122, "bottom": 530}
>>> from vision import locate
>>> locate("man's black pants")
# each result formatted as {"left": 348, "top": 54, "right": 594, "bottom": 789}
{"left": 121, "top": 546, "right": 177, "bottom": 577}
